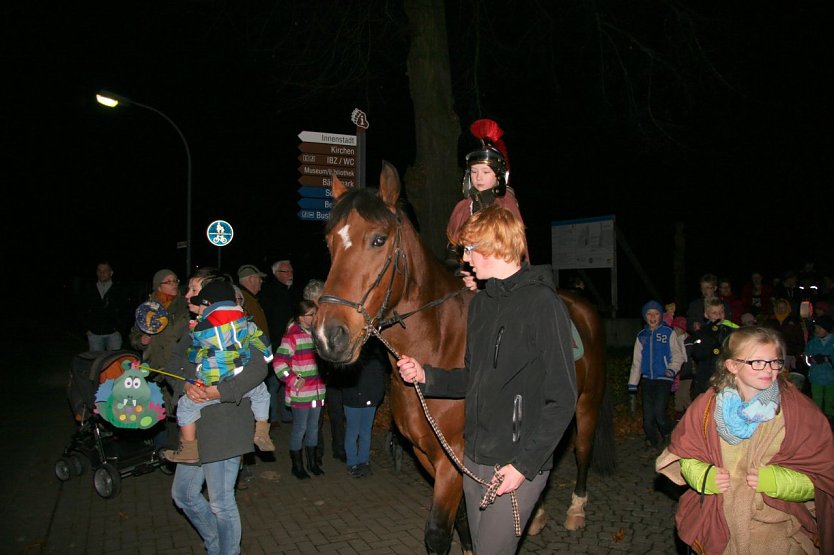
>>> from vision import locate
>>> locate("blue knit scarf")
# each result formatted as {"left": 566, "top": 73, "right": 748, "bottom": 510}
{"left": 714, "top": 381, "right": 781, "bottom": 445}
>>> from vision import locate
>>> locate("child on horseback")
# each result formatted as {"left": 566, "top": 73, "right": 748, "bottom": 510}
{"left": 446, "top": 118, "right": 529, "bottom": 284}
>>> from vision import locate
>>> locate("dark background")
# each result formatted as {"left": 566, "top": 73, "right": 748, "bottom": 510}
{"left": 4, "top": 2, "right": 830, "bottom": 319}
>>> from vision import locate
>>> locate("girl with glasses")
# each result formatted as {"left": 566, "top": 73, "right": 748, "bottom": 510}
{"left": 657, "top": 326, "right": 834, "bottom": 554}
{"left": 272, "top": 300, "right": 326, "bottom": 479}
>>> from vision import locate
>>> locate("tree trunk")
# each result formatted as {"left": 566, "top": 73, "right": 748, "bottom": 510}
{"left": 403, "top": 0, "right": 460, "bottom": 261}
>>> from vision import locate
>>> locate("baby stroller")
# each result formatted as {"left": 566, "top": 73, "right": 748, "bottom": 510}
{"left": 56, "top": 349, "right": 173, "bottom": 498}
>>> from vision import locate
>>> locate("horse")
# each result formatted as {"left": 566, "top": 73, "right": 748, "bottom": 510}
{"left": 312, "top": 161, "right": 614, "bottom": 555}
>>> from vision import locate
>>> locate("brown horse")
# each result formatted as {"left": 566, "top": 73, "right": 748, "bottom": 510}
{"left": 313, "top": 162, "right": 614, "bottom": 555}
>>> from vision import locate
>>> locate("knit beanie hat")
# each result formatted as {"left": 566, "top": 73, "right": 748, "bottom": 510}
{"left": 641, "top": 300, "right": 663, "bottom": 321}
{"left": 153, "top": 269, "right": 176, "bottom": 290}
{"left": 672, "top": 316, "right": 688, "bottom": 332}
{"left": 190, "top": 281, "right": 236, "bottom": 307}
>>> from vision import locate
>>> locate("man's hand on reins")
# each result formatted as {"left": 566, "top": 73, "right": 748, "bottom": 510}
{"left": 494, "top": 464, "right": 525, "bottom": 496}
{"left": 397, "top": 355, "right": 426, "bottom": 384}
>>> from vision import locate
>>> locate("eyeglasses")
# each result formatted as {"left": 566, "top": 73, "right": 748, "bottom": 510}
{"left": 277, "top": 269, "right": 293, "bottom": 273}
{"left": 161, "top": 279, "right": 180, "bottom": 286}
{"left": 462, "top": 243, "right": 480, "bottom": 254}
{"left": 733, "top": 359, "right": 785, "bottom": 371}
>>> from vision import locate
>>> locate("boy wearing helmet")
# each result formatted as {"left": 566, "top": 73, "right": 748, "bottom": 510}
{"left": 446, "top": 119, "right": 529, "bottom": 276}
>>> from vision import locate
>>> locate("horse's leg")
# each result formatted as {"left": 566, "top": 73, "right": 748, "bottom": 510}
{"left": 411, "top": 450, "right": 461, "bottom": 555}
{"left": 565, "top": 392, "right": 598, "bottom": 530}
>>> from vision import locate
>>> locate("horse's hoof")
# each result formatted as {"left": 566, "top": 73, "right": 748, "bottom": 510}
{"left": 563, "top": 493, "right": 587, "bottom": 531}
{"left": 527, "top": 506, "right": 548, "bottom": 536}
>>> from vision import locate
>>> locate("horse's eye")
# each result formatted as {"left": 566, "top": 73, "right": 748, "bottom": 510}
{"left": 371, "top": 234, "right": 387, "bottom": 247}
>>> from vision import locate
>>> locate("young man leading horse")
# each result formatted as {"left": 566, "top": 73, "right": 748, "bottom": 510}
{"left": 397, "top": 204, "right": 578, "bottom": 555}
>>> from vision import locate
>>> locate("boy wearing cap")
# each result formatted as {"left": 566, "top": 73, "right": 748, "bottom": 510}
{"left": 161, "top": 280, "right": 275, "bottom": 464}
{"left": 804, "top": 314, "right": 834, "bottom": 427}
{"left": 628, "top": 300, "right": 685, "bottom": 449}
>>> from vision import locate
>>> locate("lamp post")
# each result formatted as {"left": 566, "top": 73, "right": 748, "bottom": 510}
{"left": 96, "top": 90, "right": 192, "bottom": 278}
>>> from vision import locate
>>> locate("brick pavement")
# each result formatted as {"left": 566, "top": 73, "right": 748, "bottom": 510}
{"left": 5, "top": 332, "right": 687, "bottom": 554}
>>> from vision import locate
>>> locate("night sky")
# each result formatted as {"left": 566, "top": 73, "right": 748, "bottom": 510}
{"left": 6, "top": 2, "right": 830, "bottom": 317}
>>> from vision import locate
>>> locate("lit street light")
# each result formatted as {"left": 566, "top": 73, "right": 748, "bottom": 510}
{"left": 96, "top": 90, "right": 192, "bottom": 278}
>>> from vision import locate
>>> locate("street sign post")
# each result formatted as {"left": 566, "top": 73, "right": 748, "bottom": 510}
{"left": 206, "top": 219, "right": 233, "bottom": 268}
{"left": 297, "top": 129, "right": 358, "bottom": 221}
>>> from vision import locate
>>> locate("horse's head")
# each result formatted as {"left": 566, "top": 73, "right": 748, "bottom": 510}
{"left": 313, "top": 161, "right": 407, "bottom": 364}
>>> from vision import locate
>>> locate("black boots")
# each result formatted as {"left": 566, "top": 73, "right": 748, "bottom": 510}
{"left": 305, "top": 446, "right": 324, "bottom": 476}
{"left": 289, "top": 450, "right": 310, "bottom": 480}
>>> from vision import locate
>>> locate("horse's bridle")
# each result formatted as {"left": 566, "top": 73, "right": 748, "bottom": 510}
{"left": 317, "top": 217, "right": 466, "bottom": 349}
{"left": 317, "top": 222, "right": 406, "bottom": 346}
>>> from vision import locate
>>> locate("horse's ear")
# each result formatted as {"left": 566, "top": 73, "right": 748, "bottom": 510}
{"left": 331, "top": 173, "right": 349, "bottom": 200}
{"left": 378, "top": 160, "right": 401, "bottom": 209}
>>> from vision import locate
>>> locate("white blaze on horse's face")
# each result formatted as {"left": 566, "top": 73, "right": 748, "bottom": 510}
{"left": 337, "top": 223, "right": 352, "bottom": 250}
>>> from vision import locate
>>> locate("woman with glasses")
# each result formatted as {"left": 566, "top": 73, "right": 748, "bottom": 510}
{"left": 129, "top": 269, "right": 190, "bottom": 448}
{"left": 657, "top": 326, "right": 834, "bottom": 554}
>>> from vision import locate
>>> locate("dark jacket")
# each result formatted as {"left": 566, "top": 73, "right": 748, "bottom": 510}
{"left": 422, "top": 264, "right": 577, "bottom": 480}
{"left": 259, "top": 279, "right": 300, "bottom": 346}
{"left": 342, "top": 340, "right": 388, "bottom": 408}
{"left": 167, "top": 337, "right": 267, "bottom": 464}
{"left": 81, "top": 281, "right": 130, "bottom": 335}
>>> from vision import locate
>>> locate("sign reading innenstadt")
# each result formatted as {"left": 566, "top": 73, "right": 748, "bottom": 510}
{"left": 297, "top": 129, "right": 357, "bottom": 221}
{"left": 297, "top": 131, "right": 357, "bottom": 146}
{"left": 206, "top": 220, "right": 234, "bottom": 246}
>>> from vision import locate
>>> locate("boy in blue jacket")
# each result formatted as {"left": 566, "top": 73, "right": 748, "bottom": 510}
{"left": 629, "top": 300, "right": 685, "bottom": 449}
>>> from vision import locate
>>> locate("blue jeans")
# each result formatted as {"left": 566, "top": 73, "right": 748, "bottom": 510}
{"left": 171, "top": 457, "right": 242, "bottom": 555}
{"left": 641, "top": 378, "right": 673, "bottom": 447}
{"left": 177, "top": 382, "right": 270, "bottom": 425}
{"left": 289, "top": 406, "right": 321, "bottom": 450}
{"left": 87, "top": 331, "right": 122, "bottom": 352}
{"left": 344, "top": 406, "right": 377, "bottom": 466}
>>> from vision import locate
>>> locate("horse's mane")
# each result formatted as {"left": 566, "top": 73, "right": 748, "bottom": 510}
{"left": 325, "top": 187, "right": 399, "bottom": 233}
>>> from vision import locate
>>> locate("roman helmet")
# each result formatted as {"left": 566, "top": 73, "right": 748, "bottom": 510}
{"left": 461, "top": 118, "right": 510, "bottom": 198}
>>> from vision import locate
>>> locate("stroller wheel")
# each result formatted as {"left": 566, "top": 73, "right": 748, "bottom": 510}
{"left": 55, "top": 457, "right": 73, "bottom": 481}
{"left": 68, "top": 452, "right": 87, "bottom": 476}
{"left": 93, "top": 463, "right": 122, "bottom": 499}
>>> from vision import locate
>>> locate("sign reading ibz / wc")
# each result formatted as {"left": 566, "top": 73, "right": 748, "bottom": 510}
{"left": 297, "top": 130, "right": 356, "bottom": 221}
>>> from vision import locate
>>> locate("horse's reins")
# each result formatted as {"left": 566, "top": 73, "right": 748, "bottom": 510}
{"left": 318, "top": 217, "right": 521, "bottom": 536}
{"left": 369, "top": 327, "right": 522, "bottom": 537}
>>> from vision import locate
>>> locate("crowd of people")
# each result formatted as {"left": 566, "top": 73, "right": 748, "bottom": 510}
{"left": 74, "top": 117, "right": 834, "bottom": 554}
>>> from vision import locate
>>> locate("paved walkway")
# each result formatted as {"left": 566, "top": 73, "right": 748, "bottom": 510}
{"left": 2, "top": 330, "right": 686, "bottom": 554}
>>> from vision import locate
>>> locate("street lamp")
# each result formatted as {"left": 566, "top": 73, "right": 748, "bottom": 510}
{"left": 96, "top": 90, "right": 192, "bottom": 278}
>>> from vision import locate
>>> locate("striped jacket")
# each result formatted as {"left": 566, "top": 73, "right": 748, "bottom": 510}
{"left": 273, "top": 322, "right": 325, "bottom": 408}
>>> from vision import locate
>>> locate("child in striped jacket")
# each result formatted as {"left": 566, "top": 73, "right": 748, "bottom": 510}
{"left": 273, "top": 300, "right": 326, "bottom": 479}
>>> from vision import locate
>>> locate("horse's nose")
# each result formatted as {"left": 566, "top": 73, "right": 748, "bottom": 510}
{"left": 315, "top": 322, "right": 351, "bottom": 362}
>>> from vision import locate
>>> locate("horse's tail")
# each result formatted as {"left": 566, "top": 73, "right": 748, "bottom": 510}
{"left": 591, "top": 379, "right": 616, "bottom": 474}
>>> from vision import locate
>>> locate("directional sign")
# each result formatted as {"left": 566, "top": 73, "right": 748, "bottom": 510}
{"left": 206, "top": 220, "right": 233, "bottom": 247}
{"left": 298, "top": 131, "right": 356, "bottom": 146}
{"left": 298, "top": 142, "right": 357, "bottom": 156}
{"left": 299, "top": 164, "right": 355, "bottom": 178}
{"left": 298, "top": 175, "right": 354, "bottom": 188}
{"left": 298, "top": 197, "right": 332, "bottom": 210}
{"left": 298, "top": 209, "right": 331, "bottom": 221}
{"left": 298, "top": 186, "right": 332, "bottom": 198}
{"left": 298, "top": 153, "right": 355, "bottom": 167}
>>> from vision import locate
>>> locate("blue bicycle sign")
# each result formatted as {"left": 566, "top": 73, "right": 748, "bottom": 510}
{"left": 206, "top": 220, "right": 234, "bottom": 247}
